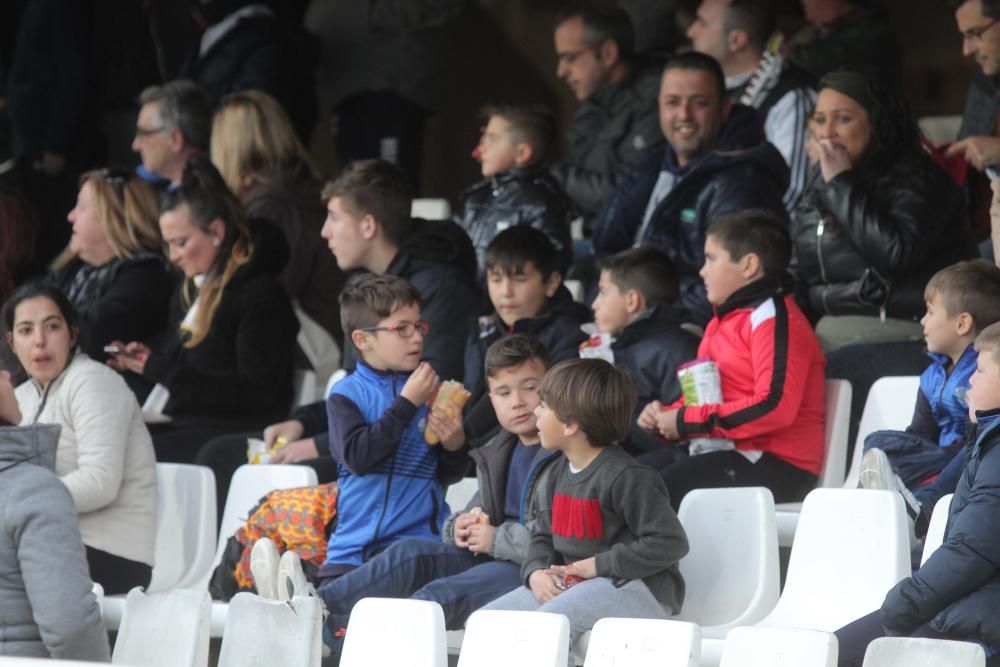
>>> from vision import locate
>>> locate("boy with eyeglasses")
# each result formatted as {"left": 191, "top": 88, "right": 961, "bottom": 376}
{"left": 318, "top": 273, "right": 470, "bottom": 580}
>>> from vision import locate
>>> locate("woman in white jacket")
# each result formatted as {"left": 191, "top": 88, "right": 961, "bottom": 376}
{"left": 3, "top": 283, "right": 157, "bottom": 594}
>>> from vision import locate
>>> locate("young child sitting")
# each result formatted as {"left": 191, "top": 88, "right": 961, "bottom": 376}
{"left": 310, "top": 334, "right": 561, "bottom": 651}
{"left": 319, "top": 273, "right": 469, "bottom": 579}
{"left": 860, "top": 260, "right": 1000, "bottom": 513}
{"left": 589, "top": 246, "right": 700, "bottom": 454}
{"left": 834, "top": 321, "right": 1000, "bottom": 667}
{"left": 453, "top": 104, "right": 574, "bottom": 280}
{"left": 463, "top": 225, "right": 589, "bottom": 443}
{"left": 638, "top": 210, "right": 826, "bottom": 509}
{"left": 481, "top": 358, "right": 689, "bottom": 659}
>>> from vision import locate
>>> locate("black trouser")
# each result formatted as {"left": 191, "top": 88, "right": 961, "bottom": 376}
{"left": 835, "top": 610, "right": 1000, "bottom": 667}
{"left": 86, "top": 545, "right": 152, "bottom": 596}
{"left": 333, "top": 91, "right": 427, "bottom": 190}
{"left": 652, "top": 449, "right": 818, "bottom": 511}
{"left": 195, "top": 432, "right": 338, "bottom": 524}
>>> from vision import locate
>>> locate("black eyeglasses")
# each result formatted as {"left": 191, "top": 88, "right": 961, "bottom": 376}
{"left": 359, "top": 320, "right": 430, "bottom": 338}
{"left": 134, "top": 125, "right": 168, "bottom": 138}
{"left": 963, "top": 17, "right": 999, "bottom": 43}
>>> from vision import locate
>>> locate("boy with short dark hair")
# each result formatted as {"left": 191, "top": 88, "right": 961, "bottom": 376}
{"left": 638, "top": 210, "right": 825, "bottom": 509}
{"left": 481, "top": 358, "right": 689, "bottom": 658}
{"left": 463, "top": 226, "right": 589, "bottom": 442}
{"left": 319, "top": 273, "right": 469, "bottom": 579}
{"left": 591, "top": 246, "right": 701, "bottom": 453}
{"left": 315, "top": 334, "right": 561, "bottom": 647}
{"left": 453, "top": 104, "right": 574, "bottom": 279}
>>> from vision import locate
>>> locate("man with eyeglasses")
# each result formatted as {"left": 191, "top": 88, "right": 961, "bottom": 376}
{"left": 549, "top": 9, "right": 663, "bottom": 232}
{"left": 131, "top": 80, "right": 212, "bottom": 192}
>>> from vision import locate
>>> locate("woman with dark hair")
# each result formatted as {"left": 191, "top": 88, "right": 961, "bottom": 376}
{"left": 3, "top": 283, "right": 157, "bottom": 595}
{"left": 107, "top": 155, "right": 299, "bottom": 463}
{"left": 792, "top": 68, "right": 977, "bottom": 350}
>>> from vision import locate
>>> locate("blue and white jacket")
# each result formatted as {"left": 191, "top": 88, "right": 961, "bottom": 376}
{"left": 913, "top": 345, "right": 977, "bottom": 449}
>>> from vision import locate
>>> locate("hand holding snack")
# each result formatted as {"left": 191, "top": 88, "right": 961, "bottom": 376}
{"left": 401, "top": 362, "right": 440, "bottom": 407}
{"left": 424, "top": 379, "right": 471, "bottom": 445}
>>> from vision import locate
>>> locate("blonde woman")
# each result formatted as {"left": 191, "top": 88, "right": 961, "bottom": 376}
{"left": 212, "top": 89, "right": 344, "bottom": 343}
{"left": 107, "top": 156, "right": 299, "bottom": 463}
{"left": 49, "top": 168, "right": 175, "bottom": 361}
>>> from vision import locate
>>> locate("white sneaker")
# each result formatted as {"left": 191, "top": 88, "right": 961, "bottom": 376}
{"left": 250, "top": 538, "right": 280, "bottom": 600}
{"left": 277, "top": 550, "right": 315, "bottom": 602}
{"left": 859, "top": 448, "right": 922, "bottom": 520}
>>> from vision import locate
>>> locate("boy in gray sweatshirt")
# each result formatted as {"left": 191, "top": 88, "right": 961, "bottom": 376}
{"left": 480, "top": 358, "right": 689, "bottom": 658}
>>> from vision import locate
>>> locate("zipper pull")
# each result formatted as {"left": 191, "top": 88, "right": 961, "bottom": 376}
{"left": 817, "top": 218, "right": 825, "bottom": 237}
{"left": 880, "top": 306, "right": 887, "bottom": 324}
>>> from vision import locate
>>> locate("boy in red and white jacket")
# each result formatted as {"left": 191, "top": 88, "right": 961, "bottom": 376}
{"left": 638, "top": 210, "right": 825, "bottom": 509}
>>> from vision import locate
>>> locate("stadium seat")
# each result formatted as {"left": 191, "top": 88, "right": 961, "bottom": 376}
{"left": 340, "top": 598, "right": 448, "bottom": 667}
{"left": 775, "top": 379, "right": 852, "bottom": 546}
{"left": 0, "top": 660, "right": 138, "bottom": 666}
{"left": 459, "top": 610, "right": 570, "bottom": 667}
{"left": 217, "top": 593, "right": 323, "bottom": 667}
{"left": 112, "top": 588, "right": 210, "bottom": 667}
{"left": 862, "top": 637, "right": 985, "bottom": 666}
{"left": 719, "top": 626, "right": 837, "bottom": 667}
{"left": 917, "top": 115, "right": 962, "bottom": 147}
{"left": 411, "top": 198, "right": 452, "bottom": 220}
{"left": 844, "top": 377, "right": 921, "bottom": 489}
{"left": 919, "top": 493, "right": 954, "bottom": 567}
{"left": 101, "top": 463, "right": 217, "bottom": 630}
{"left": 583, "top": 618, "right": 700, "bottom": 667}
{"left": 445, "top": 476, "right": 479, "bottom": 512}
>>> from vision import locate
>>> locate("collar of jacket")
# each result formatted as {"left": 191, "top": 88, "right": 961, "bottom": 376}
{"left": 613, "top": 303, "right": 691, "bottom": 347}
{"left": 973, "top": 407, "right": 1000, "bottom": 454}
{"left": 489, "top": 166, "right": 543, "bottom": 190}
{"left": 354, "top": 358, "right": 413, "bottom": 387}
{"left": 926, "top": 344, "right": 977, "bottom": 372}
{"left": 714, "top": 273, "right": 793, "bottom": 320}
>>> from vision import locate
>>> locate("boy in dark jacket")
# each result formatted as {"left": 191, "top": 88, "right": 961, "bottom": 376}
{"left": 589, "top": 246, "right": 700, "bottom": 454}
{"left": 317, "top": 335, "right": 560, "bottom": 644}
{"left": 835, "top": 321, "right": 1000, "bottom": 667}
{"left": 454, "top": 104, "right": 574, "bottom": 280}
{"left": 481, "top": 358, "right": 689, "bottom": 660}
{"left": 319, "top": 274, "right": 468, "bottom": 578}
{"left": 463, "top": 226, "right": 589, "bottom": 442}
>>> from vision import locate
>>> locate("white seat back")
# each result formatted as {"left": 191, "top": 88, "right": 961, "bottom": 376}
{"left": 917, "top": 115, "right": 962, "bottom": 147}
{"left": 844, "top": 377, "right": 920, "bottom": 488}
{"left": 863, "top": 637, "right": 985, "bottom": 666}
{"left": 459, "top": 610, "right": 570, "bottom": 667}
{"left": 197, "top": 464, "right": 318, "bottom": 590}
{"left": 760, "top": 488, "right": 910, "bottom": 632}
{"left": 411, "top": 198, "right": 452, "bottom": 220}
{"left": 340, "top": 598, "right": 447, "bottom": 667}
{"left": 150, "top": 463, "right": 217, "bottom": 591}
{"left": 720, "top": 627, "right": 837, "bottom": 667}
{"left": 675, "top": 487, "right": 778, "bottom": 633}
{"left": 583, "top": 618, "right": 700, "bottom": 667}
{"left": 445, "top": 477, "right": 480, "bottom": 513}
{"left": 112, "top": 588, "right": 210, "bottom": 667}
{"left": 920, "top": 493, "right": 955, "bottom": 567}
{"left": 0, "top": 660, "right": 138, "bottom": 666}
{"left": 821, "top": 379, "right": 852, "bottom": 487}
{"left": 217, "top": 593, "right": 323, "bottom": 667}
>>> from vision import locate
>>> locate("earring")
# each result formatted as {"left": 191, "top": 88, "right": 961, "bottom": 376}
{"left": 212, "top": 238, "right": 221, "bottom": 248}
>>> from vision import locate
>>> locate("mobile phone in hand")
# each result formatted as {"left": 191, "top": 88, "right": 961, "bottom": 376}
{"left": 103, "top": 345, "right": 138, "bottom": 358}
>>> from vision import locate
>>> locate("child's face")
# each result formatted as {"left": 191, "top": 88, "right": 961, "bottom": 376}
{"left": 321, "top": 196, "right": 371, "bottom": 271}
{"left": 533, "top": 399, "right": 569, "bottom": 451}
{"left": 355, "top": 303, "right": 425, "bottom": 373}
{"left": 487, "top": 359, "right": 545, "bottom": 442}
{"left": 487, "top": 261, "right": 559, "bottom": 328}
{"left": 700, "top": 234, "right": 751, "bottom": 306}
{"left": 920, "top": 291, "right": 968, "bottom": 357}
{"left": 968, "top": 349, "right": 1000, "bottom": 421}
{"left": 478, "top": 116, "right": 521, "bottom": 178}
{"left": 592, "top": 270, "right": 633, "bottom": 335}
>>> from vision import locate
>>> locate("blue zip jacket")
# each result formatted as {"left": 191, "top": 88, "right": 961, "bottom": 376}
{"left": 323, "top": 361, "right": 453, "bottom": 570}
{"left": 916, "top": 345, "right": 977, "bottom": 448}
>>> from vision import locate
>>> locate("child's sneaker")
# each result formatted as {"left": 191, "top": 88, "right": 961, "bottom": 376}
{"left": 250, "top": 538, "right": 280, "bottom": 600}
{"left": 277, "top": 549, "right": 316, "bottom": 602}
{"left": 859, "top": 447, "right": 922, "bottom": 521}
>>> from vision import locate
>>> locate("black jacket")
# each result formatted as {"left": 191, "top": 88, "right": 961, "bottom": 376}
{"left": 789, "top": 5, "right": 901, "bottom": 87}
{"left": 453, "top": 166, "right": 574, "bottom": 279}
{"left": 959, "top": 71, "right": 1000, "bottom": 141}
{"left": 791, "top": 155, "right": 976, "bottom": 321}
{"left": 881, "top": 409, "right": 1000, "bottom": 646}
{"left": 142, "top": 220, "right": 299, "bottom": 424}
{"left": 594, "top": 104, "right": 789, "bottom": 325}
{"left": 613, "top": 305, "right": 701, "bottom": 453}
{"left": 551, "top": 64, "right": 664, "bottom": 223}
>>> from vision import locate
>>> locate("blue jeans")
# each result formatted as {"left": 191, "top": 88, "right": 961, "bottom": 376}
{"left": 317, "top": 537, "right": 521, "bottom": 633}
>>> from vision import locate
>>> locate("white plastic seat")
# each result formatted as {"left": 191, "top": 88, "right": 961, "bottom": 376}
{"left": 862, "top": 636, "right": 985, "bottom": 666}
{"left": 917, "top": 115, "right": 962, "bottom": 147}
{"left": 919, "top": 493, "right": 954, "bottom": 567}
{"left": 583, "top": 618, "right": 700, "bottom": 667}
{"left": 445, "top": 476, "right": 480, "bottom": 512}
{"left": 204, "top": 464, "right": 319, "bottom": 636}
{"left": 112, "top": 588, "right": 210, "bottom": 667}
{"left": 459, "top": 610, "right": 570, "bottom": 667}
{"left": 776, "top": 379, "right": 852, "bottom": 546}
{"left": 0, "top": 660, "right": 138, "bottom": 666}
{"left": 844, "top": 377, "right": 921, "bottom": 489}
{"left": 292, "top": 369, "right": 318, "bottom": 408}
{"left": 340, "top": 598, "right": 448, "bottom": 667}
{"left": 411, "top": 198, "right": 452, "bottom": 220}
{"left": 102, "top": 463, "right": 217, "bottom": 630}
{"left": 719, "top": 626, "right": 837, "bottom": 667}
{"left": 217, "top": 593, "right": 323, "bottom": 667}
{"left": 760, "top": 489, "right": 910, "bottom": 632}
